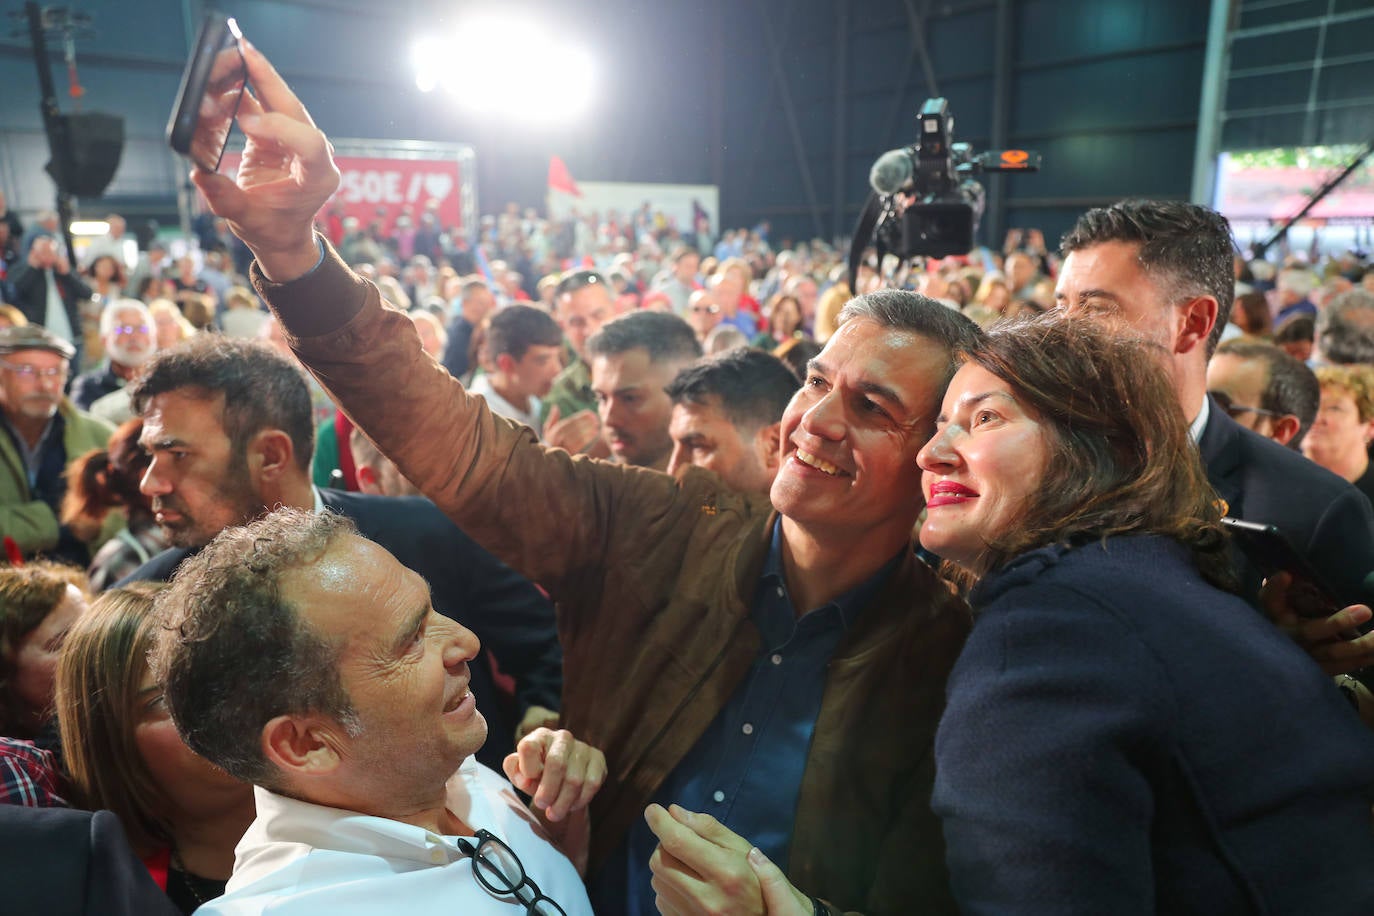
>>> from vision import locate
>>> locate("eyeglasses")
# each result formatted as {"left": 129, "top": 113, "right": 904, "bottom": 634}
{"left": 1, "top": 361, "right": 68, "bottom": 381}
{"left": 1209, "top": 389, "right": 1280, "bottom": 420}
{"left": 454, "top": 829, "right": 566, "bottom": 916}
{"left": 690, "top": 304, "right": 722, "bottom": 315}
{"left": 112, "top": 324, "right": 151, "bottom": 336}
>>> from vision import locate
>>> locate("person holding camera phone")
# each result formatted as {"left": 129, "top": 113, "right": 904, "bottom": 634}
{"left": 184, "top": 38, "right": 977, "bottom": 916}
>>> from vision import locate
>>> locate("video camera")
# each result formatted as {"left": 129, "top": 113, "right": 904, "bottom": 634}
{"left": 849, "top": 98, "right": 1040, "bottom": 285}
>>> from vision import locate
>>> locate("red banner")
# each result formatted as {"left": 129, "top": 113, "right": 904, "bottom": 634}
{"left": 219, "top": 153, "right": 465, "bottom": 235}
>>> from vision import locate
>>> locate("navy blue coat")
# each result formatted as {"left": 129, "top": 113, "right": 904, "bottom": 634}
{"left": 120, "top": 489, "right": 562, "bottom": 772}
{"left": 933, "top": 536, "right": 1374, "bottom": 915}
{"left": 1200, "top": 400, "right": 1374, "bottom": 606}
{"left": 0, "top": 806, "right": 180, "bottom": 916}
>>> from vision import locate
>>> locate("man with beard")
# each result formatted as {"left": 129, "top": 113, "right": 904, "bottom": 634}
{"left": 0, "top": 325, "right": 115, "bottom": 563}
{"left": 123, "top": 336, "right": 563, "bottom": 770}
{"left": 587, "top": 312, "right": 702, "bottom": 470}
{"left": 70, "top": 300, "right": 157, "bottom": 411}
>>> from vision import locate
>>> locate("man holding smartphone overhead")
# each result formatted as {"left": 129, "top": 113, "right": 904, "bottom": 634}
{"left": 184, "top": 39, "right": 976, "bottom": 916}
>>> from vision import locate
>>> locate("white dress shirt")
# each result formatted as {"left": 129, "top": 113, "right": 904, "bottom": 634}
{"left": 200, "top": 756, "right": 592, "bottom": 915}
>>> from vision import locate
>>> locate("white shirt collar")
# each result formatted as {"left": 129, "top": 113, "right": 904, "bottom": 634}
{"left": 310, "top": 485, "right": 327, "bottom": 514}
{"left": 1189, "top": 394, "right": 1210, "bottom": 445}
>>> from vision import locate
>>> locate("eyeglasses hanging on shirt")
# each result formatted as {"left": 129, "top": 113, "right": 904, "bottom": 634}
{"left": 454, "top": 829, "right": 567, "bottom": 916}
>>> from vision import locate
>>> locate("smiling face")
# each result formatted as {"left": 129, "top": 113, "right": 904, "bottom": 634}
{"left": 285, "top": 535, "right": 486, "bottom": 813}
{"left": 1055, "top": 240, "right": 1180, "bottom": 350}
{"left": 770, "top": 317, "right": 949, "bottom": 544}
{"left": 916, "top": 363, "right": 1052, "bottom": 574}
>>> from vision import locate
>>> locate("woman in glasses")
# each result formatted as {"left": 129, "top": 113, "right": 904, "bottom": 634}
{"left": 1303, "top": 365, "right": 1374, "bottom": 504}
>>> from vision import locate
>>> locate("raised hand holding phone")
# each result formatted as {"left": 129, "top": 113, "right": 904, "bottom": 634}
{"left": 178, "top": 39, "right": 340, "bottom": 282}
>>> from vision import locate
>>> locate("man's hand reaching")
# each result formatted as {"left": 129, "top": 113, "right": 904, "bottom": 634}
{"left": 502, "top": 727, "right": 606, "bottom": 823}
{"left": 1261, "top": 571, "right": 1374, "bottom": 675}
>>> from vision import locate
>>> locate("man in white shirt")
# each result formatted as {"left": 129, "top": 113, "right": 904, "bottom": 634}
{"left": 469, "top": 304, "right": 564, "bottom": 433}
{"left": 149, "top": 507, "right": 604, "bottom": 914}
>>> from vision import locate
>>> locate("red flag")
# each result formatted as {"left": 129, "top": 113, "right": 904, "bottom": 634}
{"left": 548, "top": 156, "right": 582, "bottom": 198}
{"left": 3, "top": 536, "right": 22, "bottom": 566}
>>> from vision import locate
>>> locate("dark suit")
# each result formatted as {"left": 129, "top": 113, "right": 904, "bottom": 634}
{"left": 0, "top": 806, "right": 180, "bottom": 916}
{"left": 121, "top": 490, "right": 562, "bottom": 771}
{"left": 1199, "top": 398, "right": 1374, "bottom": 606}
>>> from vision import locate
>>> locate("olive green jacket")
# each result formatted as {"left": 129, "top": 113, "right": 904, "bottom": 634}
{"left": 0, "top": 399, "right": 116, "bottom": 556}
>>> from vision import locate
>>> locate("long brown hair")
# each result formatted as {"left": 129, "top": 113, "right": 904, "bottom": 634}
{"left": 55, "top": 583, "right": 172, "bottom": 853}
{"left": 963, "top": 312, "right": 1232, "bottom": 589}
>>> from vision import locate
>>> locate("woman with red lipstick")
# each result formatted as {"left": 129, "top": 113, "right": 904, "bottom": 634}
{"left": 916, "top": 313, "right": 1374, "bottom": 914}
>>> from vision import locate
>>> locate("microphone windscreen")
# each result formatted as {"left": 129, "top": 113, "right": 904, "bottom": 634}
{"left": 869, "top": 149, "right": 913, "bottom": 196}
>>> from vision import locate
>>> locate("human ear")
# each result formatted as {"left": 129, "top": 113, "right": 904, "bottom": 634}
{"left": 1269, "top": 414, "right": 1301, "bottom": 448}
{"left": 1176, "top": 296, "right": 1218, "bottom": 356}
{"left": 355, "top": 464, "right": 381, "bottom": 495}
{"left": 755, "top": 422, "right": 783, "bottom": 472}
{"left": 248, "top": 428, "right": 295, "bottom": 483}
{"left": 262, "top": 714, "right": 343, "bottom": 778}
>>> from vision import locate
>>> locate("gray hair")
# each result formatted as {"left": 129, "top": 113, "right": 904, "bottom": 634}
{"left": 838, "top": 288, "right": 985, "bottom": 386}
{"left": 98, "top": 299, "right": 152, "bottom": 338}
{"left": 1317, "top": 289, "right": 1374, "bottom": 366}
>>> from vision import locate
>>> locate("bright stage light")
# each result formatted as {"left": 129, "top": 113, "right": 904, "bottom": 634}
{"left": 412, "top": 13, "right": 595, "bottom": 124}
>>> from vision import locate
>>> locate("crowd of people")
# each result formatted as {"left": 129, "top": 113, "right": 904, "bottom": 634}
{"left": 4, "top": 42, "right": 1374, "bottom": 916}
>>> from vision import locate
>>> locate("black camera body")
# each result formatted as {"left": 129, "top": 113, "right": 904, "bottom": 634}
{"left": 867, "top": 98, "right": 1041, "bottom": 260}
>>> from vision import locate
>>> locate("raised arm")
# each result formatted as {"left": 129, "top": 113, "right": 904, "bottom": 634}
{"left": 197, "top": 44, "right": 707, "bottom": 607}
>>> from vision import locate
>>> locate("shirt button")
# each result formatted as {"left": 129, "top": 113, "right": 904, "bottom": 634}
{"left": 741, "top": 723, "right": 754, "bottom": 735}
{"left": 770, "top": 654, "right": 782, "bottom": 665}
{"left": 775, "top": 585, "right": 784, "bottom": 598}
{"left": 712, "top": 790, "right": 725, "bottom": 803}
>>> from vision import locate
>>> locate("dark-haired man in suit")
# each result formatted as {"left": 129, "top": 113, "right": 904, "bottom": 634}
{"left": 1057, "top": 199, "right": 1374, "bottom": 610}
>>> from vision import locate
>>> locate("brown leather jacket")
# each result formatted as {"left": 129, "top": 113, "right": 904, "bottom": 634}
{"left": 255, "top": 241, "right": 970, "bottom": 915}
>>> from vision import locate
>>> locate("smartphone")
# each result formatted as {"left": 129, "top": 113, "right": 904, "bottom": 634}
{"left": 1221, "top": 517, "right": 1340, "bottom": 618}
{"left": 166, "top": 15, "right": 246, "bottom": 172}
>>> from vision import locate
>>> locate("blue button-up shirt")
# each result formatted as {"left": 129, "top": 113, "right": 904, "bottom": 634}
{"left": 590, "top": 518, "right": 904, "bottom": 915}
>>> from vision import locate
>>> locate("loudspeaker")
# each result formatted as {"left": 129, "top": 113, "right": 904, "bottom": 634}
{"left": 44, "top": 112, "right": 124, "bottom": 198}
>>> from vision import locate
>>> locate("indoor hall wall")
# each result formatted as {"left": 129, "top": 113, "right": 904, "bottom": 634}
{"left": 718, "top": 0, "right": 1210, "bottom": 248}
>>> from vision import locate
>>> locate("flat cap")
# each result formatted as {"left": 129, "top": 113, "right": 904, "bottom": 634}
{"left": 0, "top": 324, "right": 76, "bottom": 361}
